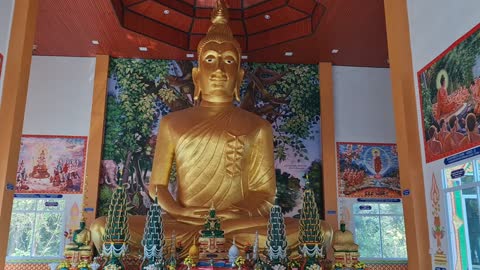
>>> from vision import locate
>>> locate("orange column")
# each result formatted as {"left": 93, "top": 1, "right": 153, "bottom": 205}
{"left": 384, "top": 0, "right": 431, "bottom": 269}
{"left": 0, "top": 0, "right": 38, "bottom": 267}
{"left": 319, "top": 62, "right": 338, "bottom": 234}
{"left": 83, "top": 55, "right": 109, "bottom": 226}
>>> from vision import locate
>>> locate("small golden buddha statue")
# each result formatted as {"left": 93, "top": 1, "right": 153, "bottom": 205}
{"left": 332, "top": 222, "right": 358, "bottom": 252}
{"left": 91, "top": 0, "right": 332, "bottom": 256}
{"left": 64, "top": 217, "right": 93, "bottom": 262}
{"left": 332, "top": 221, "right": 359, "bottom": 267}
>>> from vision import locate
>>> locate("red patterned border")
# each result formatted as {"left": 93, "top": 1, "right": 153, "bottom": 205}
{"left": 5, "top": 263, "right": 50, "bottom": 270}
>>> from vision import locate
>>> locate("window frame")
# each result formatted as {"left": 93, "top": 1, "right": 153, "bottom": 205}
{"left": 352, "top": 201, "right": 408, "bottom": 261}
{"left": 442, "top": 160, "right": 480, "bottom": 270}
{"left": 6, "top": 197, "right": 67, "bottom": 261}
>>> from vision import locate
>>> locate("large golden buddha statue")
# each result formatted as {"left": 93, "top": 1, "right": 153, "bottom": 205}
{"left": 91, "top": 0, "right": 332, "bottom": 256}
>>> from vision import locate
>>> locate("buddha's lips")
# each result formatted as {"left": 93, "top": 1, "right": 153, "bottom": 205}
{"left": 210, "top": 77, "right": 227, "bottom": 82}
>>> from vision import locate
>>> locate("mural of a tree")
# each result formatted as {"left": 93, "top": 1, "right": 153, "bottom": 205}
{"left": 241, "top": 64, "right": 320, "bottom": 162}
{"left": 304, "top": 160, "right": 324, "bottom": 219}
{"left": 99, "top": 59, "right": 321, "bottom": 216}
{"left": 102, "top": 59, "right": 171, "bottom": 214}
{"left": 275, "top": 169, "right": 301, "bottom": 214}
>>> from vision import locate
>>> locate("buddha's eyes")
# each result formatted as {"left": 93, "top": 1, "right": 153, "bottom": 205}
{"left": 205, "top": 58, "right": 215, "bottom": 63}
{"left": 225, "top": 59, "right": 234, "bottom": 64}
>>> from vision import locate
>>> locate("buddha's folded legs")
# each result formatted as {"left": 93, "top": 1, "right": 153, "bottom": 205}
{"left": 91, "top": 215, "right": 333, "bottom": 258}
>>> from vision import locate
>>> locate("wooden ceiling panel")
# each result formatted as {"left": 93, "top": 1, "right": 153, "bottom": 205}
{"left": 288, "top": 0, "right": 315, "bottom": 14}
{"left": 130, "top": 1, "right": 193, "bottom": 32}
{"left": 243, "top": 0, "right": 269, "bottom": 8}
{"left": 249, "top": 19, "right": 311, "bottom": 50}
{"left": 196, "top": 0, "right": 242, "bottom": 8}
{"left": 153, "top": 0, "right": 194, "bottom": 16}
{"left": 245, "top": 6, "right": 308, "bottom": 34}
{"left": 33, "top": 0, "right": 389, "bottom": 67}
{"left": 243, "top": 0, "right": 287, "bottom": 18}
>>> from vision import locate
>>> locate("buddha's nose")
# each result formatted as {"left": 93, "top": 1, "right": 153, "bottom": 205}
{"left": 217, "top": 59, "right": 226, "bottom": 71}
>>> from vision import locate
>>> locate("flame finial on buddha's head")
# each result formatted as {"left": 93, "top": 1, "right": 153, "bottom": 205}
{"left": 197, "top": 0, "right": 241, "bottom": 58}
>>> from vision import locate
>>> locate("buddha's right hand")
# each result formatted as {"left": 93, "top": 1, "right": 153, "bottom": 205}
{"left": 171, "top": 206, "right": 211, "bottom": 225}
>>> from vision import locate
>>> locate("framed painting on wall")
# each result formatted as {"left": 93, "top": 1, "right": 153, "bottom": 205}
{"left": 418, "top": 23, "right": 480, "bottom": 163}
{"left": 337, "top": 142, "right": 401, "bottom": 198}
{"left": 16, "top": 135, "right": 87, "bottom": 194}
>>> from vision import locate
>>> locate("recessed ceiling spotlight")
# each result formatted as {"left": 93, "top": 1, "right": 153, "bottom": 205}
{"left": 139, "top": 46, "right": 148, "bottom": 52}
{"left": 264, "top": 14, "right": 271, "bottom": 20}
{"left": 241, "top": 55, "right": 248, "bottom": 60}
{"left": 284, "top": 51, "right": 293, "bottom": 57}
{"left": 91, "top": 40, "right": 100, "bottom": 45}
{"left": 186, "top": 53, "right": 195, "bottom": 58}
{"left": 164, "top": 9, "right": 170, "bottom": 15}
{"left": 331, "top": 49, "right": 339, "bottom": 54}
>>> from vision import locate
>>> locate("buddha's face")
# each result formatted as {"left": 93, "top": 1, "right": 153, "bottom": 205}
{"left": 193, "top": 41, "right": 244, "bottom": 103}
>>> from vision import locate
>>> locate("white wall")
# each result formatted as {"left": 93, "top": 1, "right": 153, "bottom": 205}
{"left": 7, "top": 56, "right": 96, "bottom": 263}
{"left": 0, "top": 0, "right": 15, "bottom": 104}
{"left": 23, "top": 56, "right": 96, "bottom": 135}
{"left": 333, "top": 66, "right": 396, "bottom": 143}
{"left": 407, "top": 0, "right": 479, "bottom": 269}
{"left": 332, "top": 66, "right": 399, "bottom": 259}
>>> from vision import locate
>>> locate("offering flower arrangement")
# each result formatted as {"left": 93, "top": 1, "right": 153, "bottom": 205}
{"left": 235, "top": 256, "right": 246, "bottom": 268}
{"left": 305, "top": 264, "right": 321, "bottom": 270}
{"left": 288, "top": 260, "right": 300, "bottom": 269}
{"left": 57, "top": 261, "right": 71, "bottom": 270}
{"left": 184, "top": 256, "right": 196, "bottom": 268}
{"left": 353, "top": 262, "right": 366, "bottom": 269}
{"left": 78, "top": 260, "right": 90, "bottom": 269}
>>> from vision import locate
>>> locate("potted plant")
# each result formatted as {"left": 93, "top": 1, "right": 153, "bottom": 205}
{"left": 353, "top": 262, "right": 366, "bottom": 270}
{"left": 235, "top": 256, "right": 246, "bottom": 270}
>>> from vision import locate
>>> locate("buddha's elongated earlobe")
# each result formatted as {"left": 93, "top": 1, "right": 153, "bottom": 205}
{"left": 234, "top": 68, "right": 245, "bottom": 102}
{"left": 234, "top": 87, "right": 240, "bottom": 102}
{"left": 193, "top": 67, "right": 201, "bottom": 101}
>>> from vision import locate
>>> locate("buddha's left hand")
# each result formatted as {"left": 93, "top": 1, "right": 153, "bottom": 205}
{"left": 216, "top": 207, "right": 252, "bottom": 219}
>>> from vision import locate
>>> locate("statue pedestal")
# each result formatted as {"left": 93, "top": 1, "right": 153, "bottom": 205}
{"left": 333, "top": 251, "right": 360, "bottom": 268}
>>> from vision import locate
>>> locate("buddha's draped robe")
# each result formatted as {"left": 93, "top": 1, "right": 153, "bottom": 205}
{"left": 174, "top": 107, "right": 275, "bottom": 214}
{"left": 91, "top": 106, "right": 333, "bottom": 257}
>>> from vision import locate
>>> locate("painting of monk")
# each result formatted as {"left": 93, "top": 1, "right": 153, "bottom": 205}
{"left": 16, "top": 135, "right": 87, "bottom": 194}
{"left": 418, "top": 23, "right": 480, "bottom": 162}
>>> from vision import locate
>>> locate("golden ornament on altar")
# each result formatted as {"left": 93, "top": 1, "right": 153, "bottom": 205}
{"left": 332, "top": 221, "right": 359, "bottom": 267}
{"left": 64, "top": 217, "right": 93, "bottom": 264}
{"left": 91, "top": 0, "right": 332, "bottom": 256}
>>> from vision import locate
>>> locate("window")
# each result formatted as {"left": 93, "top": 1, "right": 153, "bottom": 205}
{"left": 353, "top": 202, "right": 407, "bottom": 260}
{"left": 443, "top": 161, "right": 480, "bottom": 270}
{"left": 7, "top": 197, "right": 65, "bottom": 259}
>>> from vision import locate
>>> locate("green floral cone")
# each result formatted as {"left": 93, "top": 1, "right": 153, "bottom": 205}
{"left": 266, "top": 196, "right": 288, "bottom": 267}
{"left": 141, "top": 196, "right": 166, "bottom": 269}
{"left": 102, "top": 178, "right": 130, "bottom": 270}
{"left": 298, "top": 177, "right": 324, "bottom": 267}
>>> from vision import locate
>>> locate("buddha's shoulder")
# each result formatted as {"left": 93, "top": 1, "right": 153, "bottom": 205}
{"left": 160, "top": 107, "right": 198, "bottom": 122}
{"left": 232, "top": 107, "right": 271, "bottom": 126}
